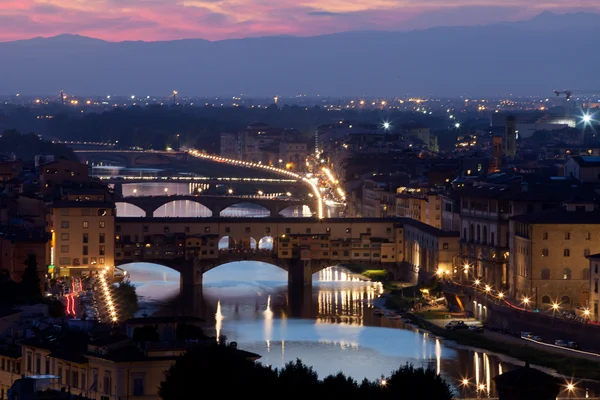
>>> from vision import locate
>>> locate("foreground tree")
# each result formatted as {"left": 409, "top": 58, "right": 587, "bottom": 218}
{"left": 158, "top": 343, "right": 277, "bottom": 400}
{"left": 112, "top": 280, "right": 139, "bottom": 320}
{"left": 20, "top": 254, "right": 42, "bottom": 303}
{"left": 159, "top": 344, "right": 454, "bottom": 400}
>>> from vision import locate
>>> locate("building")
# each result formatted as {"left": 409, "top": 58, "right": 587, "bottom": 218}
{"left": 456, "top": 179, "right": 596, "bottom": 293}
{"left": 395, "top": 188, "right": 442, "bottom": 229}
{"left": 587, "top": 253, "right": 600, "bottom": 321}
{"left": 563, "top": 156, "right": 600, "bottom": 184}
{"left": 504, "top": 116, "right": 516, "bottom": 160}
{"left": 510, "top": 210, "right": 600, "bottom": 310}
{"left": 402, "top": 219, "right": 460, "bottom": 283}
{"left": 278, "top": 141, "right": 308, "bottom": 171}
{"left": 39, "top": 160, "right": 89, "bottom": 196}
{"left": 0, "top": 228, "right": 49, "bottom": 285}
{"left": 360, "top": 178, "right": 400, "bottom": 218}
{"left": 219, "top": 123, "right": 306, "bottom": 167}
{"left": 439, "top": 191, "right": 461, "bottom": 231}
{"left": 0, "top": 160, "right": 23, "bottom": 182}
{"left": 47, "top": 190, "right": 115, "bottom": 277}
{"left": 0, "top": 346, "right": 21, "bottom": 398}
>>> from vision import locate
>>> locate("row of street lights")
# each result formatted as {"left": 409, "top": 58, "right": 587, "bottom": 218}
{"left": 188, "top": 150, "right": 324, "bottom": 218}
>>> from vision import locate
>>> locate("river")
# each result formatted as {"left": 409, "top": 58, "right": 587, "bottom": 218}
{"left": 119, "top": 261, "right": 599, "bottom": 399}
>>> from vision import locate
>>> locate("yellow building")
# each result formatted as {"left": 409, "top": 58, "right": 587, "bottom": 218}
{"left": 47, "top": 192, "right": 116, "bottom": 277}
{"left": 510, "top": 211, "right": 600, "bottom": 310}
{"left": 0, "top": 347, "right": 21, "bottom": 398}
{"left": 395, "top": 188, "right": 442, "bottom": 229}
{"left": 403, "top": 219, "right": 460, "bottom": 283}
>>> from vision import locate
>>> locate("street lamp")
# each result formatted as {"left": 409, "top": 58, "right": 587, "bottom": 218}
{"left": 523, "top": 297, "right": 530, "bottom": 311}
{"left": 567, "top": 382, "right": 575, "bottom": 399}
{"left": 228, "top": 189, "right": 233, "bottom": 194}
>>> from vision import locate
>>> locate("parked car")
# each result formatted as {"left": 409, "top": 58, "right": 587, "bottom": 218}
{"left": 468, "top": 325, "right": 484, "bottom": 333}
{"left": 568, "top": 341, "right": 579, "bottom": 349}
{"left": 521, "top": 332, "right": 534, "bottom": 339}
{"left": 554, "top": 340, "right": 568, "bottom": 347}
{"left": 532, "top": 336, "right": 544, "bottom": 342}
{"left": 446, "top": 320, "right": 468, "bottom": 330}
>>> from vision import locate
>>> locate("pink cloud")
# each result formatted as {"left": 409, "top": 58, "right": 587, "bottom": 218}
{"left": 0, "top": 0, "right": 598, "bottom": 42}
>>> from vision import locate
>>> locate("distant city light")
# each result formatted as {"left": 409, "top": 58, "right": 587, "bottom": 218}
{"left": 455, "top": 122, "right": 461, "bottom": 128}
{"left": 382, "top": 122, "right": 391, "bottom": 130}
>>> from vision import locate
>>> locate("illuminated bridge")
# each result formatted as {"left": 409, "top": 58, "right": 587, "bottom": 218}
{"left": 115, "top": 217, "right": 403, "bottom": 288}
{"left": 117, "top": 194, "right": 316, "bottom": 217}
{"left": 97, "top": 176, "right": 303, "bottom": 186}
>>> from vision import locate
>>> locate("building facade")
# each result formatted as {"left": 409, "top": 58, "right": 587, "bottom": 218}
{"left": 47, "top": 192, "right": 116, "bottom": 277}
{"left": 510, "top": 211, "right": 600, "bottom": 310}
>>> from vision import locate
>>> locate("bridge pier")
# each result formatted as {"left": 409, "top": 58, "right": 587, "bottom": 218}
{"left": 287, "top": 258, "right": 313, "bottom": 288}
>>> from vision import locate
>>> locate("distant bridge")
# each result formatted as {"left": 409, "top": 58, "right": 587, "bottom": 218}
{"left": 97, "top": 176, "right": 303, "bottom": 187}
{"left": 117, "top": 194, "right": 316, "bottom": 217}
{"left": 74, "top": 149, "right": 188, "bottom": 167}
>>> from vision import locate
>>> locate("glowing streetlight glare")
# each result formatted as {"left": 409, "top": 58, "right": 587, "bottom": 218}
{"left": 474, "top": 279, "right": 480, "bottom": 285}
{"left": 455, "top": 122, "right": 461, "bottom": 128}
{"left": 583, "top": 114, "right": 592, "bottom": 123}
{"left": 523, "top": 297, "right": 530, "bottom": 304}
{"left": 380, "top": 379, "right": 387, "bottom": 386}
{"left": 382, "top": 122, "right": 391, "bottom": 130}
{"left": 498, "top": 292, "right": 504, "bottom": 298}
{"left": 567, "top": 383, "right": 575, "bottom": 391}
{"left": 485, "top": 285, "right": 491, "bottom": 292}
{"left": 462, "top": 378, "right": 469, "bottom": 386}
{"left": 552, "top": 303, "right": 559, "bottom": 310}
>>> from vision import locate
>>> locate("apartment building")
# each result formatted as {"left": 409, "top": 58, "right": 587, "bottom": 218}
{"left": 510, "top": 210, "right": 600, "bottom": 311}
{"left": 47, "top": 190, "right": 115, "bottom": 277}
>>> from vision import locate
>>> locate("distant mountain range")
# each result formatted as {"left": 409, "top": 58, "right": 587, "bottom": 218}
{"left": 0, "top": 11, "right": 599, "bottom": 97}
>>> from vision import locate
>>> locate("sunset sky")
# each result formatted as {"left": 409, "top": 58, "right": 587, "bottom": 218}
{"left": 0, "top": 0, "right": 598, "bottom": 42}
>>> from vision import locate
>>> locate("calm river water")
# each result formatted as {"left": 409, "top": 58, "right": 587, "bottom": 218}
{"left": 119, "top": 261, "right": 599, "bottom": 399}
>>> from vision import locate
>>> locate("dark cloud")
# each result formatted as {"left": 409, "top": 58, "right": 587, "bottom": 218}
{"left": 307, "top": 11, "right": 348, "bottom": 16}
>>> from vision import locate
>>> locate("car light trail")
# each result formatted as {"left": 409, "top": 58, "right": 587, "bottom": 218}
{"left": 188, "top": 150, "right": 324, "bottom": 219}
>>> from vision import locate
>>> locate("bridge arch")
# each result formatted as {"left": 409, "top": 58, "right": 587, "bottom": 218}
{"left": 115, "top": 202, "right": 146, "bottom": 217}
{"left": 218, "top": 236, "right": 237, "bottom": 250}
{"left": 220, "top": 202, "right": 270, "bottom": 218}
{"left": 153, "top": 200, "right": 213, "bottom": 217}
{"left": 278, "top": 204, "right": 313, "bottom": 217}
{"left": 258, "top": 236, "right": 274, "bottom": 250}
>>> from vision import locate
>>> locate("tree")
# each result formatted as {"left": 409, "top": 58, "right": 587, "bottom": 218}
{"left": 159, "top": 343, "right": 277, "bottom": 400}
{"left": 20, "top": 254, "right": 42, "bottom": 304}
{"left": 380, "top": 364, "right": 453, "bottom": 400}
{"left": 112, "top": 280, "right": 139, "bottom": 320}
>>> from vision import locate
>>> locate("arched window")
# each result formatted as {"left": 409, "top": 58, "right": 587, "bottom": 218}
{"left": 583, "top": 268, "right": 590, "bottom": 280}
{"left": 541, "top": 268, "right": 550, "bottom": 280}
{"left": 469, "top": 224, "right": 474, "bottom": 242}
{"left": 482, "top": 226, "right": 488, "bottom": 244}
{"left": 563, "top": 269, "right": 571, "bottom": 280}
{"left": 563, "top": 249, "right": 570, "bottom": 257}
{"left": 476, "top": 225, "right": 481, "bottom": 243}
{"left": 542, "top": 249, "right": 548, "bottom": 257}
{"left": 561, "top": 295, "right": 571, "bottom": 304}
{"left": 463, "top": 228, "right": 467, "bottom": 240}
{"left": 541, "top": 295, "right": 551, "bottom": 304}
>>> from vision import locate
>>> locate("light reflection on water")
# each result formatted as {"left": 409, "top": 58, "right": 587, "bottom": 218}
{"left": 123, "top": 261, "right": 595, "bottom": 399}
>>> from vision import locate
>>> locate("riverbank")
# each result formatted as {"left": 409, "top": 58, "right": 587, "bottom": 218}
{"left": 403, "top": 312, "right": 600, "bottom": 381}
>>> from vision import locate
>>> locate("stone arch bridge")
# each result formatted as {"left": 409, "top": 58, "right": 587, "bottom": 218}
{"left": 116, "top": 250, "right": 330, "bottom": 288}
{"left": 117, "top": 195, "right": 316, "bottom": 217}
{"left": 114, "top": 216, "right": 404, "bottom": 287}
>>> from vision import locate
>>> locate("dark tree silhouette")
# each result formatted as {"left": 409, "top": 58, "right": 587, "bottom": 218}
{"left": 20, "top": 254, "right": 42, "bottom": 303}
{"left": 158, "top": 343, "right": 277, "bottom": 400}
{"left": 112, "top": 280, "right": 139, "bottom": 320}
{"left": 159, "top": 345, "right": 454, "bottom": 400}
